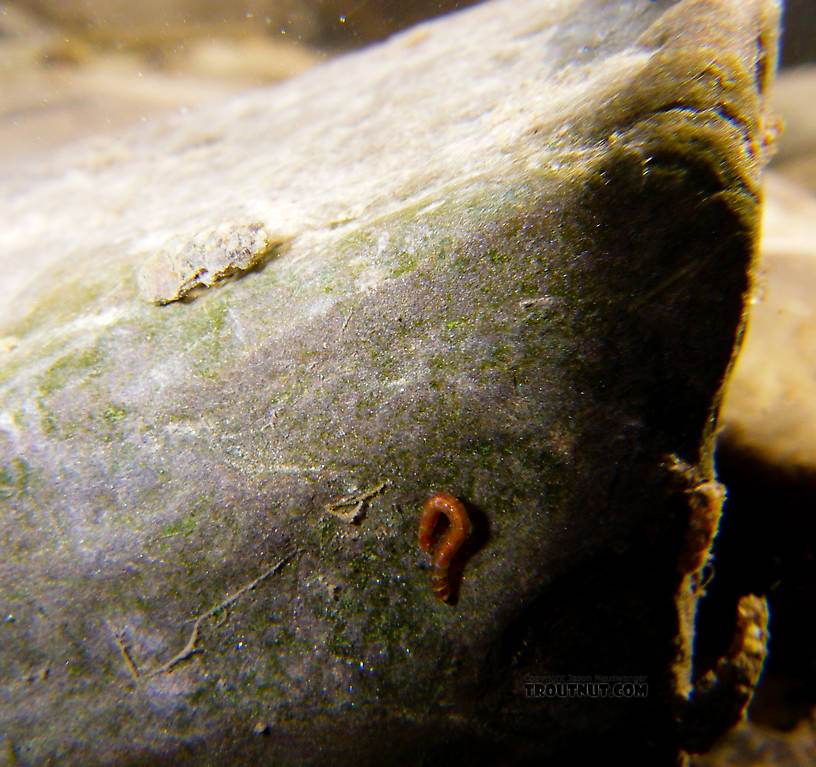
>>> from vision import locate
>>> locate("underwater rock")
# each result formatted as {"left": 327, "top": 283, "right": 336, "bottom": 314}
{"left": 0, "top": 0, "right": 780, "bottom": 764}
{"left": 722, "top": 172, "right": 816, "bottom": 470}
{"left": 767, "top": 65, "right": 816, "bottom": 191}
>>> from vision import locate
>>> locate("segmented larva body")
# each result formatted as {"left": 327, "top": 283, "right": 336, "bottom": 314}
{"left": 418, "top": 492, "right": 471, "bottom": 602}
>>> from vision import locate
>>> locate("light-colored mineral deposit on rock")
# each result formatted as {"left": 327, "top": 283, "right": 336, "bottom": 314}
{"left": 0, "top": 0, "right": 781, "bottom": 764}
{"left": 137, "top": 221, "right": 287, "bottom": 304}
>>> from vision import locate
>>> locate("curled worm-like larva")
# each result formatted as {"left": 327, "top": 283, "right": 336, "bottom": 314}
{"left": 418, "top": 492, "right": 471, "bottom": 603}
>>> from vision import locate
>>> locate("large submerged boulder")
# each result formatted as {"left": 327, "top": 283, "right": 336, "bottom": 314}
{"left": 0, "top": 0, "right": 780, "bottom": 764}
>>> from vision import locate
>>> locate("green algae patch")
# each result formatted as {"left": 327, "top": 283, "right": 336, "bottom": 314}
{"left": 37, "top": 346, "right": 106, "bottom": 396}
{"left": 102, "top": 405, "right": 127, "bottom": 424}
{"left": 156, "top": 510, "right": 199, "bottom": 540}
{"left": 0, "top": 457, "right": 31, "bottom": 500}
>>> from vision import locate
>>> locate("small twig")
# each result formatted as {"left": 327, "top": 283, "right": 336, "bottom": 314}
{"left": 148, "top": 550, "right": 302, "bottom": 677}
{"left": 340, "top": 308, "right": 354, "bottom": 335}
{"left": 106, "top": 620, "right": 140, "bottom": 682}
{"left": 324, "top": 480, "right": 389, "bottom": 524}
{"left": 154, "top": 530, "right": 183, "bottom": 542}
{"left": 518, "top": 295, "right": 556, "bottom": 309}
{"left": 149, "top": 620, "right": 203, "bottom": 676}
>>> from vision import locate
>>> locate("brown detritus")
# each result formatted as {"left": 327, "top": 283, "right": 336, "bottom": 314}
{"left": 323, "top": 481, "right": 389, "bottom": 525}
{"left": 679, "top": 595, "right": 770, "bottom": 754}
{"left": 679, "top": 478, "right": 726, "bottom": 577}
{"left": 667, "top": 455, "right": 726, "bottom": 577}
{"left": 666, "top": 457, "right": 771, "bottom": 756}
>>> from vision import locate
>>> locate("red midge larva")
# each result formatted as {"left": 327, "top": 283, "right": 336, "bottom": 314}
{"left": 418, "top": 492, "right": 471, "bottom": 603}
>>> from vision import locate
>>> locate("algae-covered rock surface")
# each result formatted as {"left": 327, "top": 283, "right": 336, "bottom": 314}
{"left": 0, "top": 0, "right": 780, "bottom": 764}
